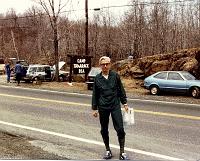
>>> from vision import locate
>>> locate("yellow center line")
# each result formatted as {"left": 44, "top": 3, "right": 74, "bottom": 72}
{"left": 0, "top": 93, "right": 89, "bottom": 107}
{"left": 134, "top": 109, "right": 200, "bottom": 120}
{"left": 1, "top": 93, "right": 200, "bottom": 121}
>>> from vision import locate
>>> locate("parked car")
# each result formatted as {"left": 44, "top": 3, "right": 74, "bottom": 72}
{"left": 9, "top": 58, "right": 29, "bottom": 69}
{"left": 51, "top": 61, "right": 69, "bottom": 81}
{"left": 86, "top": 67, "right": 101, "bottom": 90}
{"left": 25, "top": 64, "right": 52, "bottom": 82}
{"left": 10, "top": 58, "right": 29, "bottom": 80}
{"left": 0, "top": 58, "right": 5, "bottom": 74}
{"left": 144, "top": 71, "right": 200, "bottom": 98}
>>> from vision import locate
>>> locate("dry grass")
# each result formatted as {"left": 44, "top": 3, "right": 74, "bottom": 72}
{"left": 122, "top": 78, "right": 147, "bottom": 94}
{"left": 21, "top": 78, "right": 147, "bottom": 95}
{"left": 21, "top": 81, "right": 88, "bottom": 93}
{"left": 0, "top": 74, "right": 147, "bottom": 95}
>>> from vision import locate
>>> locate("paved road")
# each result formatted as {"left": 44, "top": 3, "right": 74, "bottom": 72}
{"left": 0, "top": 85, "right": 199, "bottom": 160}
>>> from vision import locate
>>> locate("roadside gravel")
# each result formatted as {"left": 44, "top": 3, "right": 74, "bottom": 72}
{"left": 0, "top": 74, "right": 199, "bottom": 159}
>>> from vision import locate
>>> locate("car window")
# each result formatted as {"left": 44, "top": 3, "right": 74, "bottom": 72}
{"left": 50, "top": 67, "right": 55, "bottom": 72}
{"left": 37, "top": 67, "right": 45, "bottom": 72}
{"left": 29, "top": 67, "right": 37, "bottom": 73}
{"left": 154, "top": 72, "right": 167, "bottom": 79}
{"left": 181, "top": 72, "right": 196, "bottom": 80}
{"left": 45, "top": 67, "right": 50, "bottom": 71}
{"left": 89, "top": 68, "right": 101, "bottom": 76}
{"left": 168, "top": 72, "right": 183, "bottom": 80}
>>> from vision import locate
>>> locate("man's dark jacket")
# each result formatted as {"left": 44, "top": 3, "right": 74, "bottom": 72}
{"left": 92, "top": 70, "right": 127, "bottom": 110}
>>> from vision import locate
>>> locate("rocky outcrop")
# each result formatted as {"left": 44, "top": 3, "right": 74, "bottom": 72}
{"left": 112, "top": 48, "right": 200, "bottom": 79}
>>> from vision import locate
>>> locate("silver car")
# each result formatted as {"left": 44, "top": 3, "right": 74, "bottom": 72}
{"left": 144, "top": 71, "right": 200, "bottom": 98}
{"left": 86, "top": 67, "right": 101, "bottom": 90}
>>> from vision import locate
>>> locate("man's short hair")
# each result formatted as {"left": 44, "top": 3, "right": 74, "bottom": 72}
{"left": 99, "top": 56, "right": 111, "bottom": 65}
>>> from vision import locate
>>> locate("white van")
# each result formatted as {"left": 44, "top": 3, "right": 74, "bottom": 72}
{"left": 0, "top": 58, "right": 5, "bottom": 74}
{"left": 25, "top": 64, "right": 52, "bottom": 82}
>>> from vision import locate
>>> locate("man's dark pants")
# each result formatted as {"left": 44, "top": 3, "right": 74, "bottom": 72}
{"left": 16, "top": 73, "right": 21, "bottom": 85}
{"left": 6, "top": 72, "right": 11, "bottom": 82}
{"left": 98, "top": 106, "right": 125, "bottom": 153}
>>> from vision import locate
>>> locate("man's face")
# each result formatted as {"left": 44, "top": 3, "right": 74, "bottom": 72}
{"left": 100, "top": 62, "right": 111, "bottom": 73}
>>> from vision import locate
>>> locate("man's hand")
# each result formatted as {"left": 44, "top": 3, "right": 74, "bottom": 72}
{"left": 124, "top": 104, "right": 129, "bottom": 112}
{"left": 92, "top": 110, "right": 98, "bottom": 117}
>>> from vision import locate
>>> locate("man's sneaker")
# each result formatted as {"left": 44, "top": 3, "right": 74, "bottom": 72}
{"left": 103, "top": 150, "right": 112, "bottom": 159}
{"left": 119, "top": 153, "right": 130, "bottom": 160}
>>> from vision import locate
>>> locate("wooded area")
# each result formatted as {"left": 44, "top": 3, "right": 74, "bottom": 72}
{"left": 0, "top": 0, "right": 199, "bottom": 66}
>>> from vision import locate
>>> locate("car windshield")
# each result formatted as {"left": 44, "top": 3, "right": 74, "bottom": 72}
{"left": 89, "top": 68, "right": 101, "bottom": 76}
{"left": 181, "top": 72, "right": 196, "bottom": 80}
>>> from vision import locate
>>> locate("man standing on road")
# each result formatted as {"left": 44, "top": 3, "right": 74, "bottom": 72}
{"left": 15, "top": 61, "right": 22, "bottom": 86}
{"left": 5, "top": 61, "right": 11, "bottom": 83}
{"left": 92, "top": 56, "right": 130, "bottom": 160}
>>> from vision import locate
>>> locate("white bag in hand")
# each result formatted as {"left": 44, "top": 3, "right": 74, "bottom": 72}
{"left": 122, "top": 108, "right": 135, "bottom": 126}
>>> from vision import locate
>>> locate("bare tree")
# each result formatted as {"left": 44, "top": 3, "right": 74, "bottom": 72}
{"left": 1, "top": 0, "right": 200, "bottom": 67}
{"left": 33, "top": 0, "right": 67, "bottom": 81}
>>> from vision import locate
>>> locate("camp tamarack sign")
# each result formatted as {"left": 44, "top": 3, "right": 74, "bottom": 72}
{"left": 72, "top": 56, "right": 91, "bottom": 74}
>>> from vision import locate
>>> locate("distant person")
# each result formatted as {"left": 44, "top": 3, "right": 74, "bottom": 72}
{"left": 92, "top": 56, "right": 130, "bottom": 160}
{"left": 45, "top": 67, "right": 51, "bottom": 80}
{"left": 21, "top": 66, "right": 27, "bottom": 78}
{"left": 5, "top": 62, "right": 11, "bottom": 83}
{"left": 15, "top": 61, "right": 22, "bottom": 86}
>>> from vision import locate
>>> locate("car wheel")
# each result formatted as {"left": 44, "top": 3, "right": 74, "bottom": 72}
{"left": 150, "top": 85, "right": 159, "bottom": 95}
{"left": 59, "top": 75, "right": 66, "bottom": 82}
{"left": 33, "top": 77, "right": 41, "bottom": 84}
{"left": 191, "top": 87, "right": 200, "bottom": 98}
{"left": 33, "top": 77, "right": 38, "bottom": 81}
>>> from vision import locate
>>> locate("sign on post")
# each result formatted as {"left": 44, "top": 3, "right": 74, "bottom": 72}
{"left": 73, "top": 56, "right": 91, "bottom": 74}
{"left": 67, "top": 55, "right": 92, "bottom": 83}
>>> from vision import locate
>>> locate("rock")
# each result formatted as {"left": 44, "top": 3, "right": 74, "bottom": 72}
{"left": 129, "top": 66, "right": 144, "bottom": 78}
{"left": 147, "top": 60, "right": 170, "bottom": 76}
{"left": 112, "top": 48, "right": 200, "bottom": 79}
{"left": 181, "top": 58, "right": 198, "bottom": 71}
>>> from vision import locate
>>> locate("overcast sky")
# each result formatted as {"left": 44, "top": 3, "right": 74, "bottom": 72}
{"left": 0, "top": 0, "right": 131, "bottom": 21}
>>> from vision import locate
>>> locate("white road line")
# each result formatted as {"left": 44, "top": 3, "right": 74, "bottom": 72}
{"left": 0, "top": 120, "right": 184, "bottom": 161}
{"left": 0, "top": 85, "right": 90, "bottom": 96}
{"left": 128, "top": 98, "right": 200, "bottom": 107}
{"left": 1, "top": 84, "right": 200, "bottom": 107}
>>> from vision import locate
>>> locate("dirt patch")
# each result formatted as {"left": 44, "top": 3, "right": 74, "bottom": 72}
{"left": 0, "top": 132, "right": 67, "bottom": 159}
{"left": 122, "top": 78, "right": 147, "bottom": 94}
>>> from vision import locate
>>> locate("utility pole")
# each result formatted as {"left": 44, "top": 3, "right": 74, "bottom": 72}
{"left": 85, "top": 0, "right": 88, "bottom": 55}
{"left": 11, "top": 30, "right": 19, "bottom": 60}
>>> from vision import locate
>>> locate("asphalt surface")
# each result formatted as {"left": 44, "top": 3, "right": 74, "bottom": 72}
{"left": 0, "top": 74, "right": 200, "bottom": 161}
{"left": 0, "top": 84, "right": 199, "bottom": 160}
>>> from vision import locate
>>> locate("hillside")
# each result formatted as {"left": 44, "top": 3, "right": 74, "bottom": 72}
{"left": 113, "top": 48, "right": 200, "bottom": 79}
